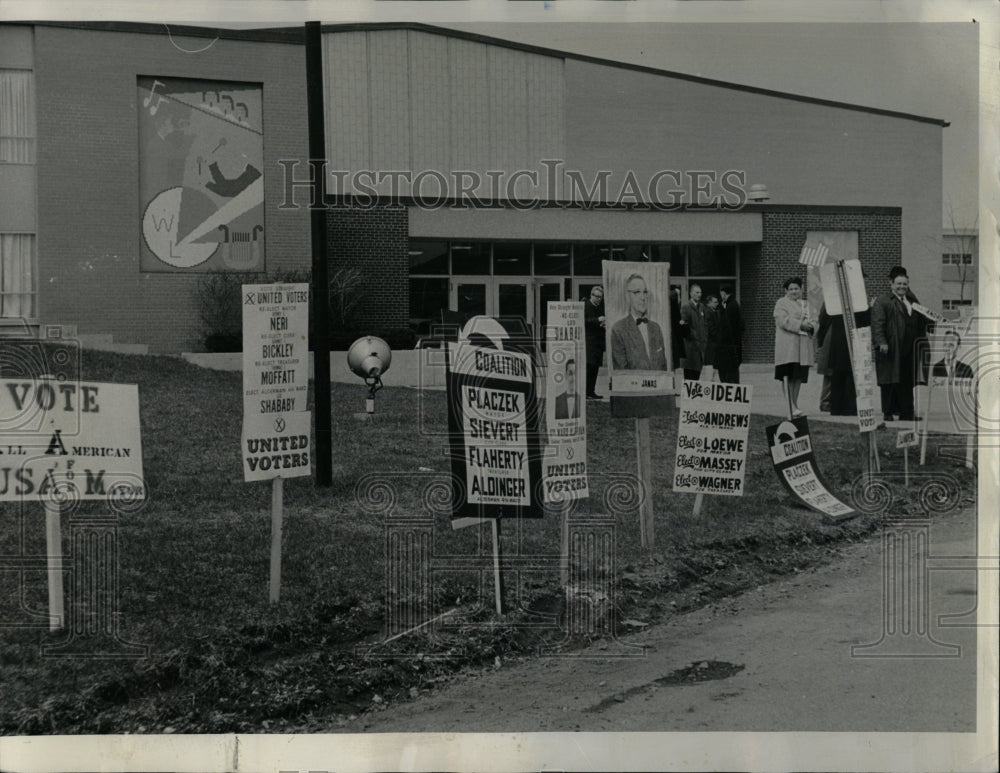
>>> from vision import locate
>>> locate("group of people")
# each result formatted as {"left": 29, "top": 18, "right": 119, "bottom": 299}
{"left": 774, "top": 265, "right": 953, "bottom": 423}
{"left": 579, "top": 264, "right": 954, "bottom": 424}
{"left": 581, "top": 277, "right": 746, "bottom": 399}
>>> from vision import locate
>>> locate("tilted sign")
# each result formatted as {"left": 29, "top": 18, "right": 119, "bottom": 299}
{"left": 544, "top": 301, "right": 588, "bottom": 503}
{"left": 765, "top": 417, "right": 854, "bottom": 518}
{"left": 0, "top": 379, "right": 145, "bottom": 502}
{"left": 446, "top": 341, "right": 542, "bottom": 523}
{"left": 242, "top": 283, "right": 309, "bottom": 417}
{"left": 673, "top": 381, "right": 752, "bottom": 496}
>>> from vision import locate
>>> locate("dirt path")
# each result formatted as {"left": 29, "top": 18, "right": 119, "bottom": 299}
{"left": 350, "top": 505, "right": 979, "bottom": 733}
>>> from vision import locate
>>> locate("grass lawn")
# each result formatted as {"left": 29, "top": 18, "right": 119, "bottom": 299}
{"left": 0, "top": 349, "right": 978, "bottom": 734}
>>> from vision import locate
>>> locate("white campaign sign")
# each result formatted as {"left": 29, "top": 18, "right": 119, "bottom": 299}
{"left": 0, "top": 379, "right": 145, "bottom": 502}
{"left": 242, "top": 283, "right": 309, "bottom": 417}
{"left": 673, "top": 381, "right": 753, "bottom": 496}
{"left": 851, "top": 326, "right": 877, "bottom": 433}
{"left": 241, "top": 411, "right": 312, "bottom": 482}
{"left": 544, "top": 302, "right": 588, "bottom": 503}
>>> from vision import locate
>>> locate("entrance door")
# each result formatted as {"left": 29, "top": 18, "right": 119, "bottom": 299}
{"left": 452, "top": 278, "right": 489, "bottom": 319}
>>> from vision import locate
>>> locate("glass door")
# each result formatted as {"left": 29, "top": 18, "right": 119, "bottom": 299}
{"left": 452, "top": 278, "right": 489, "bottom": 320}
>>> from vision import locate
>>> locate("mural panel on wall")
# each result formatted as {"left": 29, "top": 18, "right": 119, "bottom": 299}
{"left": 138, "top": 77, "right": 264, "bottom": 272}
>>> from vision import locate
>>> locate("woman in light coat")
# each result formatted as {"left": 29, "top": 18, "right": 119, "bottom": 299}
{"left": 773, "top": 276, "right": 816, "bottom": 417}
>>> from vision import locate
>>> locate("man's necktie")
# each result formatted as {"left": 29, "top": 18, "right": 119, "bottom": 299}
{"left": 636, "top": 317, "right": 648, "bottom": 325}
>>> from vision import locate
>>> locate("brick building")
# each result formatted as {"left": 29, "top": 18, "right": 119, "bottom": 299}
{"left": 0, "top": 22, "right": 946, "bottom": 359}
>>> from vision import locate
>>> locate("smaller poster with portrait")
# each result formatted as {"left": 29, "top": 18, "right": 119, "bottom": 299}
{"left": 603, "top": 261, "right": 675, "bottom": 418}
{"left": 916, "top": 323, "right": 980, "bottom": 436}
{"left": 543, "top": 302, "right": 588, "bottom": 504}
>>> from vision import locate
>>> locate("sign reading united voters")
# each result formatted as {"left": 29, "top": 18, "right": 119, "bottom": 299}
{"left": 241, "top": 282, "right": 311, "bottom": 483}
{"left": 446, "top": 342, "right": 542, "bottom": 521}
{"left": 765, "top": 417, "right": 854, "bottom": 518}
{"left": 242, "top": 283, "right": 309, "bottom": 417}
{"left": 241, "top": 411, "right": 312, "bottom": 482}
{"left": 673, "top": 381, "right": 752, "bottom": 496}
{"left": 0, "top": 379, "right": 145, "bottom": 502}
{"left": 544, "top": 301, "right": 588, "bottom": 503}
{"left": 851, "top": 326, "right": 878, "bottom": 433}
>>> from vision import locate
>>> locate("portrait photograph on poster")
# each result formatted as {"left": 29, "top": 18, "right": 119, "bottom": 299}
{"left": 603, "top": 260, "right": 675, "bottom": 417}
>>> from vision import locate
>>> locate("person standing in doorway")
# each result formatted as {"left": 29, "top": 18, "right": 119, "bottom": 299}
{"left": 583, "top": 286, "right": 606, "bottom": 400}
{"left": 715, "top": 285, "right": 744, "bottom": 384}
{"left": 679, "top": 283, "right": 707, "bottom": 382}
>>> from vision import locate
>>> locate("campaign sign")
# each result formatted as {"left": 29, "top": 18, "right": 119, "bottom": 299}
{"left": 242, "top": 283, "right": 309, "bottom": 417}
{"left": 0, "top": 379, "right": 145, "bottom": 502}
{"left": 765, "top": 417, "right": 854, "bottom": 518}
{"left": 446, "top": 342, "right": 542, "bottom": 522}
{"left": 544, "top": 301, "right": 588, "bottom": 504}
{"left": 241, "top": 411, "right": 312, "bottom": 482}
{"left": 896, "top": 429, "right": 919, "bottom": 449}
{"left": 673, "top": 380, "right": 752, "bottom": 496}
{"left": 603, "top": 261, "right": 675, "bottom": 418}
{"left": 851, "top": 326, "right": 878, "bottom": 433}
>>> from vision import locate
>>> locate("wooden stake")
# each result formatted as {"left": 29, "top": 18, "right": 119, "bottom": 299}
{"left": 693, "top": 493, "right": 704, "bottom": 516}
{"left": 904, "top": 445, "right": 909, "bottom": 486}
{"left": 45, "top": 504, "right": 64, "bottom": 631}
{"left": 783, "top": 375, "right": 793, "bottom": 420}
{"left": 269, "top": 477, "right": 284, "bottom": 604}
{"left": 635, "top": 418, "right": 654, "bottom": 549}
{"left": 491, "top": 518, "right": 506, "bottom": 614}
{"left": 560, "top": 507, "right": 570, "bottom": 586}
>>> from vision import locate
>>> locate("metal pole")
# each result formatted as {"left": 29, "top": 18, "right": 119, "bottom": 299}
{"left": 305, "top": 21, "right": 333, "bottom": 486}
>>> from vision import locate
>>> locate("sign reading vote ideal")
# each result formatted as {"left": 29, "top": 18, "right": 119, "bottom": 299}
{"left": 544, "top": 301, "right": 588, "bottom": 504}
{"left": 242, "top": 283, "right": 309, "bottom": 417}
{"left": 0, "top": 379, "right": 145, "bottom": 502}
{"left": 765, "top": 417, "right": 854, "bottom": 518}
{"left": 673, "top": 381, "right": 752, "bottom": 496}
{"left": 446, "top": 342, "right": 542, "bottom": 522}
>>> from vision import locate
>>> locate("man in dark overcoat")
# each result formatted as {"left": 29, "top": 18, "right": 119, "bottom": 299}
{"left": 871, "top": 267, "right": 927, "bottom": 422}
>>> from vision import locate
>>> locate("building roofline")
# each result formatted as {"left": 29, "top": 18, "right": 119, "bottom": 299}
{"left": 14, "top": 20, "right": 948, "bottom": 127}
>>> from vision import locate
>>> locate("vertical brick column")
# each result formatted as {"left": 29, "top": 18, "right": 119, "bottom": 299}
{"left": 325, "top": 203, "right": 409, "bottom": 331}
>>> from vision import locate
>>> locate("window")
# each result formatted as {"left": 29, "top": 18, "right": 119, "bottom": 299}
{"left": 0, "top": 233, "right": 37, "bottom": 319}
{"left": 941, "top": 253, "right": 973, "bottom": 265}
{"left": 408, "top": 240, "right": 448, "bottom": 274}
{"left": 0, "top": 70, "right": 35, "bottom": 164}
{"left": 942, "top": 299, "right": 973, "bottom": 310}
{"left": 450, "top": 242, "right": 490, "bottom": 275}
{"left": 492, "top": 241, "right": 530, "bottom": 276}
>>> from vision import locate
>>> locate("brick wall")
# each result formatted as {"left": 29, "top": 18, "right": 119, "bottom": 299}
{"left": 740, "top": 208, "right": 902, "bottom": 363}
{"left": 34, "top": 26, "right": 310, "bottom": 353}
{"left": 325, "top": 204, "right": 409, "bottom": 331}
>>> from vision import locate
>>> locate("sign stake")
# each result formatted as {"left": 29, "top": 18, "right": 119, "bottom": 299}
{"left": 491, "top": 517, "right": 506, "bottom": 615}
{"left": 635, "top": 418, "right": 654, "bottom": 549}
{"left": 560, "top": 507, "right": 570, "bottom": 586}
{"left": 692, "top": 493, "right": 704, "bottom": 516}
{"left": 269, "top": 477, "right": 284, "bottom": 604}
{"left": 904, "top": 445, "right": 909, "bottom": 486}
{"left": 45, "top": 504, "right": 64, "bottom": 631}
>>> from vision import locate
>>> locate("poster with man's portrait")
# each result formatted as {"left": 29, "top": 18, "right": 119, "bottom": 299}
{"left": 603, "top": 261, "right": 675, "bottom": 417}
{"left": 916, "top": 322, "right": 980, "bottom": 436}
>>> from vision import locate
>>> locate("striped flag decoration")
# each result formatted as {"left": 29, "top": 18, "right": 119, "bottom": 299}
{"left": 799, "top": 241, "right": 830, "bottom": 266}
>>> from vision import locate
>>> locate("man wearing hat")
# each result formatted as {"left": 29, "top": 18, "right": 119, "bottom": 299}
{"left": 871, "top": 266, "right": 928, "bottom": 422}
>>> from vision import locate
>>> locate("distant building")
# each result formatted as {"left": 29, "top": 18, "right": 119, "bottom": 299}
{"left": 940, "top": 229, "right": 977, "bottom": 313}
{"left": 0, "top": 22, "right": 949, "bottom": 358}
